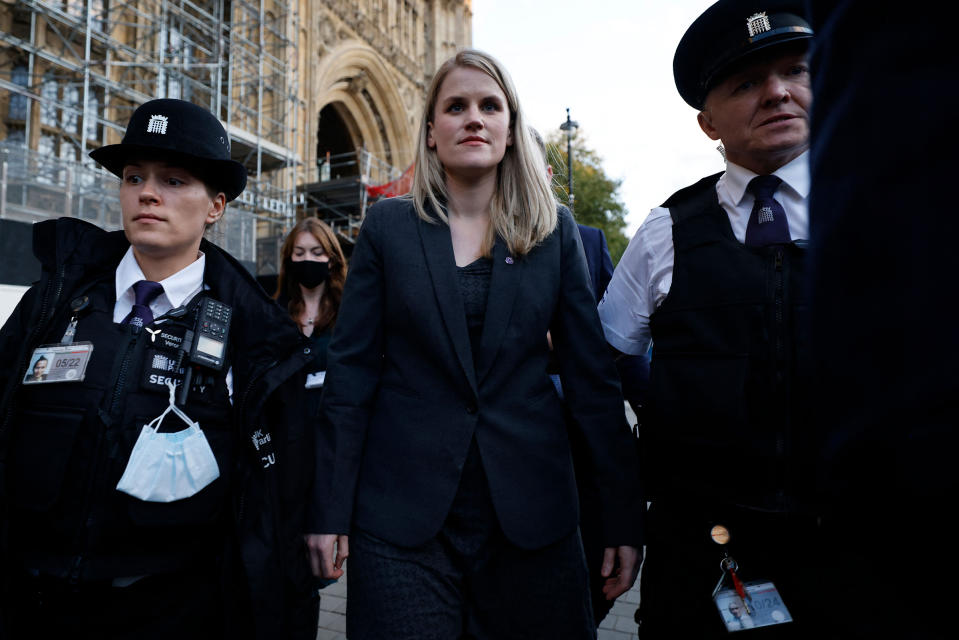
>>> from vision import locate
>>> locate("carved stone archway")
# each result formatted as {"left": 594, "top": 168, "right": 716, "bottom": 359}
{"left": 311, "top": 40, "right": 416, "bottom": 174}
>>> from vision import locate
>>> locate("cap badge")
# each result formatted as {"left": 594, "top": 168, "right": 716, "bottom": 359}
{"left": 146, "top": 114, "right": 169, "bottom": 135}
{"left": 746, "top": 11, "right": 772, "bottom": 37}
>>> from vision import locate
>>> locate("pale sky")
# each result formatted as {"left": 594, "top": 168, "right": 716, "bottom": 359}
{"left": 472, "top": 0, "right": 720, "bottom": 236}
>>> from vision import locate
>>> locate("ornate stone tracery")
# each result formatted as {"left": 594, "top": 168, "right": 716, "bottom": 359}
{"left": 304, "top": 1, "right": 472, "bottom": 176}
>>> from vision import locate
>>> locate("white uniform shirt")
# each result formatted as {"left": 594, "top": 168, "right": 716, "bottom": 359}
{"left": 598, "top": 151, "right": 810, "bottom": 356}
{"left": 114, "top": 247, "right": 206, "bottom": 324}
{"left": 114, "top": 247, "right": 233, "bottom": 398}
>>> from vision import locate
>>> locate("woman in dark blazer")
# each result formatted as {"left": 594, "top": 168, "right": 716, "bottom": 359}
{"left": 310, "top": 50, "right": 642, "bottom": 639}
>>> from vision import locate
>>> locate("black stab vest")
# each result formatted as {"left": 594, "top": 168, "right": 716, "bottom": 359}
{"left": 7, "top": 275, "right": 235, "bottom": 581}
{"left": 646, "top": 174, "right": 810, "bottom": 512}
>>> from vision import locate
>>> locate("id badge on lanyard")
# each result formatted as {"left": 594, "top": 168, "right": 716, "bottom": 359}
{"left": 709, "top": 525, "right": 793, "bottom": 633}
{"left": 22, "top": 297, "right": 93, "bottom": 385}
{"left": 305, "top": 370, "right": 326, "bottom": 389}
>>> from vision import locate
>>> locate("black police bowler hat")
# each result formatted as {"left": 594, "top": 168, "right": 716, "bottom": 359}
{"left": 90, "top": 99, "right": 247, "bottom": 201}
{"left": 674, "top": 0, "right": 813, "bottom": 110}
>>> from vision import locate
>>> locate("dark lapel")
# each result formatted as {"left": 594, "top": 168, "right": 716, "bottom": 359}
{"left": 475, "top": 236, "right": 524, "bottom": 383}
{"left": 417, "top": 216, "right": 479, "bottom": 395}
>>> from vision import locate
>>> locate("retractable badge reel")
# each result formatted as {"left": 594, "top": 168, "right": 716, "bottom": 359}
{"left": 709, "top": 525, "right": 793, "bottom": 633}
{"left": 22, "top": 296, "right": 94, "bottom": 385}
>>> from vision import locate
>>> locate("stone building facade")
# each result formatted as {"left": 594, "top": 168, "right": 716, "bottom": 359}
{"left": 0, "top": 0, "right": 472, "bottom": 281}
{"left": 307, "top": 0, "right": 472, "bottom": 177}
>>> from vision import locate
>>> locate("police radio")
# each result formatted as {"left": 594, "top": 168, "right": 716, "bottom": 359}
{"left": 190, "top": 297, "right": 232, "bottom": 370}
{"left": 176, "top": 297, "right": 232, "bottom": 406}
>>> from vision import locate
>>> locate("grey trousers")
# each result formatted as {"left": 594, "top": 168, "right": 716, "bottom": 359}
{"left": 346, "top": 440, "right": 596, "bottom": 640}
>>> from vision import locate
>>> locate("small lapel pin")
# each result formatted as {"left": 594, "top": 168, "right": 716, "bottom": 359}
{"left": 505, "top": 256, "right": 514, "bottom": 265}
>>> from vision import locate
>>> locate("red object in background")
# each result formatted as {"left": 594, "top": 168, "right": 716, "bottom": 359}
{"left": 366, "top": 164, "right": 414, "bottom": 199}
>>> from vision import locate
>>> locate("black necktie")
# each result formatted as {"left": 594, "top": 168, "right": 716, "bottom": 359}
{"left": 745, "top": 175, "right": 791, "bottom": 247}
{"left": 123, "top": 280, "right": 164, "bottom": 327}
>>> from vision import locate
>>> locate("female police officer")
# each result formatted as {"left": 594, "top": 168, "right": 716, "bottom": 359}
{"left": 0, "top": 99, "right": 317, "bottom": 638}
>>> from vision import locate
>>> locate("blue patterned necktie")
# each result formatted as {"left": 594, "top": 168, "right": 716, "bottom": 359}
{"left": 745, "top": 175, "right": 791, "bottom": 247}
{"left": 123, "top": 280, "right": 164, "bottom": 327}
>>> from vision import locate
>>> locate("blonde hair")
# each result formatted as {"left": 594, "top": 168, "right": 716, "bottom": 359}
{"left": 408, "top": 49, "right": 557, "bottom": 257}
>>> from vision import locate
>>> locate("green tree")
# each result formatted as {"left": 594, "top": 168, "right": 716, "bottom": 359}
{"left": 546, "top": 130, "right": 629, "bottom": 264}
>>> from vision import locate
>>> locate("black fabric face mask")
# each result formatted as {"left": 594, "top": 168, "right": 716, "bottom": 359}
{"left": 287, "top": 260, "right": 330, "bottom": 289}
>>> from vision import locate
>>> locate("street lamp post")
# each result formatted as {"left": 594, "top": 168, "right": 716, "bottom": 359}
{"left": 559, "top": 107, "right": 579, "bottom": 210}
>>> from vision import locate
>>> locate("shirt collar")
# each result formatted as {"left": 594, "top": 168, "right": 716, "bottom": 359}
{"left": 724, "top": 150, "right": 810, "bottom": 206}
{"left": 115, "top": 247, "right": 206, "bottom": 309}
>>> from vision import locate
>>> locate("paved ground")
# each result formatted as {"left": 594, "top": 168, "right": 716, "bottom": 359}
{"left": 597, "top": 579, "right": 642, "bottom": 640}
{"left": 316, "top": 573, "right": 348, "bottom": 640}
{"left": 317, "top": 402, "right": 643, "bottom": 639}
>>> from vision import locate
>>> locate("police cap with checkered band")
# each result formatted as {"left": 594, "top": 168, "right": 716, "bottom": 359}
{"left": 90, "top": 99, "right": 247, "bottom": 201}
{"left": 674, "top": 0, "right": 813, "bottom": 110}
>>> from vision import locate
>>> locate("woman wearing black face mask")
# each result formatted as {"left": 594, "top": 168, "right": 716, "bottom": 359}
{"left": 274, "top": 217, "right": 348, "bottom": 590}
{"left": 275, "top": 218, "right": 348, "bottom": 394}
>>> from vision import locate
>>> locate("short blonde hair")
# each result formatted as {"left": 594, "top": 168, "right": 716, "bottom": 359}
{"left": 408, "top": 49, "right": 556, "bottom": 257}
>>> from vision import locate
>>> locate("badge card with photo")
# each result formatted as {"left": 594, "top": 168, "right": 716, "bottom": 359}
{"left": 714, "top": 582, "right": 792, "bottom": 632}
{"left": 22, "top": 343, "right": 94, "bottom": 384}
{"left": 305, "top": 370, "right": 326, "bottom": 389}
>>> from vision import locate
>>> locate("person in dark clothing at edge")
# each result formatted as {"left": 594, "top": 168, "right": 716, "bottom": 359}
{"left": 599, "top": 1, "right": 817, "bottom": 637}
{"left": 0, "top": 99, "right": 318, "bottom": 639}
{"left": 805, "top": 2, "right": 957, "bottom": 638}
{"left": 529, "top": 127, "right": 650, "bottom": 421}
{"left": 531, "top": 126, "right": 648, "bottom": 627}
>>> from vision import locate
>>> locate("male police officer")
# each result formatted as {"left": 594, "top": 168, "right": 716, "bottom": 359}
{"left": 599, "top": 1, "right": 816, "bottom": 637}
{"left": 0, "top": 99, "right": 317, "bottom": 638}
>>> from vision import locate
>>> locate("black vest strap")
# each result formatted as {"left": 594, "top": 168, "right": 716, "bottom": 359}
{"left": 662, "top": 171, "right": 725, "bottom": 224}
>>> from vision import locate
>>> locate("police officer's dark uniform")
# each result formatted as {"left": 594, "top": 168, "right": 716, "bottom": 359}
{"left": 0, "top": 100, "right": 317, "bottom": 638}
{"left": 599, "top": 2, "right": 818, "bottom": 637}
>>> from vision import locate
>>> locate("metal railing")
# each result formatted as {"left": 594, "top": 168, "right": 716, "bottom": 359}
{"left": 315, "top": 148, "right": 404, "bottom": 187}
{"left": 0, "top": 143, "right": 122, "bottom": 229}
{"left": 307, "top": 147, "right": 405, "bottom": 241}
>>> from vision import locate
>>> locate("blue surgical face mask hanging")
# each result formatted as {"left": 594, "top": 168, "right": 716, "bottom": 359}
{"left": 116, "top": 380, "right": 220, "bottom": 502}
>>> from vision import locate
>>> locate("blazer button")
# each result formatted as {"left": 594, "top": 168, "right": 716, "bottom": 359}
{"left": 466, "top": 404, "right": 477, "bottom": 415}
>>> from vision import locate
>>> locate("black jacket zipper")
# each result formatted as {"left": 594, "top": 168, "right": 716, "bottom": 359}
{"left": 108, "top": 327, "right": 141, "bottom": 419}
{"left": 70, "top": 325, "right": 141, "bottom": 580}
{"left": 773, "top": 248, "right": 788, "bottom": 508}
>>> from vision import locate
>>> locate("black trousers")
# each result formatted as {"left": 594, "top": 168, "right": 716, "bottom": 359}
{"left": 4, "top": 566, "right": 222, "bottom": 639}
{"left": 346, "top": 440, "right": 596, "bottom": 640}
{"left": 638, "top": 501, "right": 820, "bottom": 639}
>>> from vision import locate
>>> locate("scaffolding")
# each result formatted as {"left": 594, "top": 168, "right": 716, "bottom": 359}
{"left": 0, "top": 0, "right": 305, "bottom": 274}
{"left": 303, "top": 146, "right": 404, "bottom": 245}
